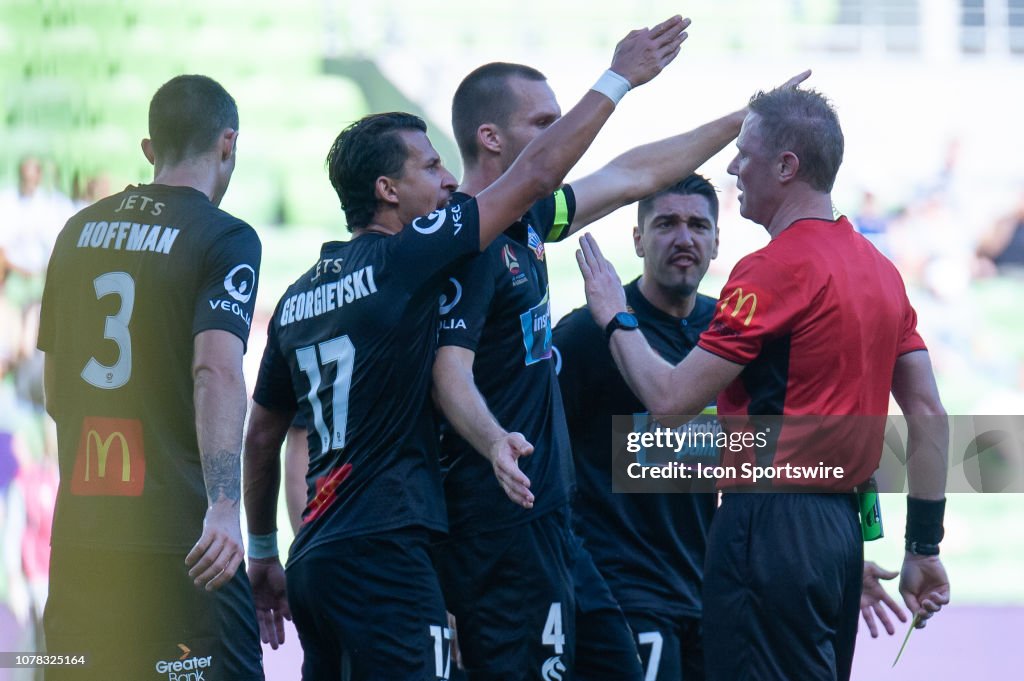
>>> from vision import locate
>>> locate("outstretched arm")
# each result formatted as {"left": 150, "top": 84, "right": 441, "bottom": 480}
{"left": 568, "top": 70, "right": 812, "bottom": 234}
{"left": 432, "top": 346, "right": 535, "bottom": 508}
{"left": 476, "top": 15, "right": 689, "bottom": 248}
{"left": 186, "top": 329, "right": 248, "bottom": 591}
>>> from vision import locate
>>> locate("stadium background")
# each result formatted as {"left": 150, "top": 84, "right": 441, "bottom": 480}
{"left": 0, "top": 0, "right": 1022, "bottom": 678}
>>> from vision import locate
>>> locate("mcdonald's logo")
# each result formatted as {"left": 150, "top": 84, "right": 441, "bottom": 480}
{"left": 718, "top": 288, "right": 759, "bottom": 326}
{"left": 71, "top": 416, "right": 145, "bottom": 496}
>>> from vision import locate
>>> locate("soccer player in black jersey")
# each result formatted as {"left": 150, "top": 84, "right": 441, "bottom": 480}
{"left": 554, "top": 175, "right": 721, "bottom": 681}
{"left": 432, "top": 53, "right": 813, "bottom": 680}
{"left": 37, "top": 76, "right": 264, "bottom": 680}
{"left": 241, "top": 16, "right": 689, "bottom": 681}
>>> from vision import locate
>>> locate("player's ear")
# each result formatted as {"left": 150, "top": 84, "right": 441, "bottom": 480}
{"left": 778, "top": 151, "right": 799, "bottom": 183}
{"left": 476, "top": 124, "right": 502, "bottom": 155}
{"left": 141, "top": 138, "right": 155, "bottom": 166}
{"left": 375, "top": 175, "right": 400, "bottom": 206}
{"left": 633, "top": 225, "right": 644, "bottom": 257}
{"left": 711, "top": 224, "right": 720, "bottom": 260}
{"left": 220, "top": 129, "right": 238, "bottom": 161}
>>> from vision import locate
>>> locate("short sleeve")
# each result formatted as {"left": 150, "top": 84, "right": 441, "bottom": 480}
{"left": 386, "top": 198, "right": 482, "bottom": 290}
{"left": 697, "top": 252, "right": 803, "bottom": 365}
{"left": 193, "top": 222, "right": 262, "bottom": 349}
{"left": 437, "top": 247, "right": 496, "bottom": 352}
{"left": 896, "top": 287, "right": 927, "bottom": 356}
{"left": 252, "top": 315, "right": 298, "bottom": 413}
{"left": 527, "top": 186, "right": 577, "bottom": 243}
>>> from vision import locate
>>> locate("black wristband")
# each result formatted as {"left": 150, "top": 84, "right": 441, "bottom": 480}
{"left": 905, "top": 496, "right": 945, "bottom": 555}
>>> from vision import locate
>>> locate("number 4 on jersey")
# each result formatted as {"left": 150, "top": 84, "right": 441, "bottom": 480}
{"left": 296, "top": 335, "right": 355, "bottom": 455}
{"left": 543, "top": 602, "right": 565, "bottom": 654}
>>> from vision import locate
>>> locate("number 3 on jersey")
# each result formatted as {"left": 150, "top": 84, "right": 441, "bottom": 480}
{"left": 82, "top": 272, "right": 135, "bottom": 390}
{"left": 296, "top": 335, "right": 355, "bottom": 455}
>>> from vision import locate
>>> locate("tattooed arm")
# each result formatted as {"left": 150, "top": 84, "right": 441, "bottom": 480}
{"left": 186, "top": 329, "right": 248, "bottom": 591}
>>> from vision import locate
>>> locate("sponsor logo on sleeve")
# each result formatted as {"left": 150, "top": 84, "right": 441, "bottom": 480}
{"left": 71, "top": 416, "right": 145, "bottom": 496}
{"left": 717, "top": 287, "right": 758, "bottom": 327}
{"left": 224, "top": 264, "right": 255, "bottom": 303}
{"left": 412, "top": 209, "right": 447, "bottom": 235}
{"left": 438, "top": 277, "right": 462, "bottom": 315}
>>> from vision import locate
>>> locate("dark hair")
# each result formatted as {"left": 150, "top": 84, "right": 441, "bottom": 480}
{"left": 638, "top": 173, "right": 719, "bottom": 229}
{"left": 148, "top": 75, "right": 238, "bottom": 166}
{"left": 452, "top": 62, "right": 547, "bottom": 163}
{"left": 325, "top": 112, "right": 427, "bottom": 232}
{"left": 747, "top": 87, "right": 844, "bottom": 192}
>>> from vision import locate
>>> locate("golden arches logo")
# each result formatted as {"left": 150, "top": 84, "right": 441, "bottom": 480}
{"left": 719, "top": 288, "right": 758, "bottom": 326}
{"left": 84, "top": 430, "right": 131, "bottom": 482}
{"left": 72, "top": 416, "right": 145, "bottom": 496}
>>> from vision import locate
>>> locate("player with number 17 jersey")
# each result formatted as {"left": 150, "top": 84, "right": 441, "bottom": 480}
{"left": 253, "top": 200, "right": 481, "bottom": 562}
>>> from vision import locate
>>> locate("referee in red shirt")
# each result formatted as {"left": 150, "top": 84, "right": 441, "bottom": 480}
{"left": 575, "top": 85, "right": 950, "bottom": 681}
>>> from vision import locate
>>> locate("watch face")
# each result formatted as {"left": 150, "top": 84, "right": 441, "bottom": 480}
{"left": 615, "top": 312, "right": 639, "bottom": 329}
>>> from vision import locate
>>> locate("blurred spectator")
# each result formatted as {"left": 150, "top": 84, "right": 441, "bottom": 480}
{"left": 70, "top": 171, "right": 114, "bottom": 211}
{"left": 976, "top": 188, "right": 1024, "bottom": 277}
{"left": 0, "top": 156, "right": 74, "bottom": 279}
{"left": 852, "top": 190, "right": 891, "bottom": 257}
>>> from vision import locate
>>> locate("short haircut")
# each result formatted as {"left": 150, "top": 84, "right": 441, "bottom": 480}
{"left": 637, "top": 173, "right": 720, "bottom": 230}
{"left": 148, "top": 75, "right": 238, "bottom": 166}
{"left": 325, "top": 112, "right": 427, "bottom": 232}
{"left": 452, "top": 62, "right": 547, "bottom": 163}
{"left": 747, "top": 87, "right": 844, "bottom": 192}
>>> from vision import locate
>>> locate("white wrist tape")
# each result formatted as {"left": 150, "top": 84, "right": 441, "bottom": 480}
{"left": 247, "top": 531, "right": 279, "bottom": 559}
{"left": 591, "top": 69, "right": 632, "bottom": 105}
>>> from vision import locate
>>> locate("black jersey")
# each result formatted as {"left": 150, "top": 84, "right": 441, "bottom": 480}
{"left": 253, "top": 200, "right": 481, "bottom": 564}
{"left": 552, "top": 279, "right": 717, "bottom": 618}
{"left": 436, "top": 189, "right": 576, "bottom": 537}
{"left": 37, "top": 184, "right": 261, "bottom": 552}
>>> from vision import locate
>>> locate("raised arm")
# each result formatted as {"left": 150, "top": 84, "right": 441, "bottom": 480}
{"left": 576, "top": 232, "right": 741, "bottom": 417}
{"left": 185, "top": 329, "right": 248, "bottom": 591}
{"left": 476, "top": 15, "right": 689, "bottom": 248}
{"left": 569, "top": 70, "right": 811, "bottom": 234}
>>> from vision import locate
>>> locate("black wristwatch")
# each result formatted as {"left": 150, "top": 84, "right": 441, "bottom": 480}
{"left": 604, "top": 312, "right": 639, "bottom": 341}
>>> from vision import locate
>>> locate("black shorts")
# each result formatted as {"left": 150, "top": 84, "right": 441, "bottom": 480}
{"left": 573, "top": 536, "right": 643, "bottom": 681}
{"left": 702, "top": 494, "right": 862, "bottom": 681}
{"left": 436, "top": 506, "right": 575, "bottom": 681}
{"left": 286, "top": 527, "right": 451, "bottom": 680}
{"left": 625, "top": 610, "right": 704, "bottom": 681}
{"left": 43, "top": 544, "right": 262, "bottom": 681}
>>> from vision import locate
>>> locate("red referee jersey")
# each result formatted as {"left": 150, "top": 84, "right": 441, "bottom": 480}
{"left": 697, "top": 216, "right": 926, "bottom": 489}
